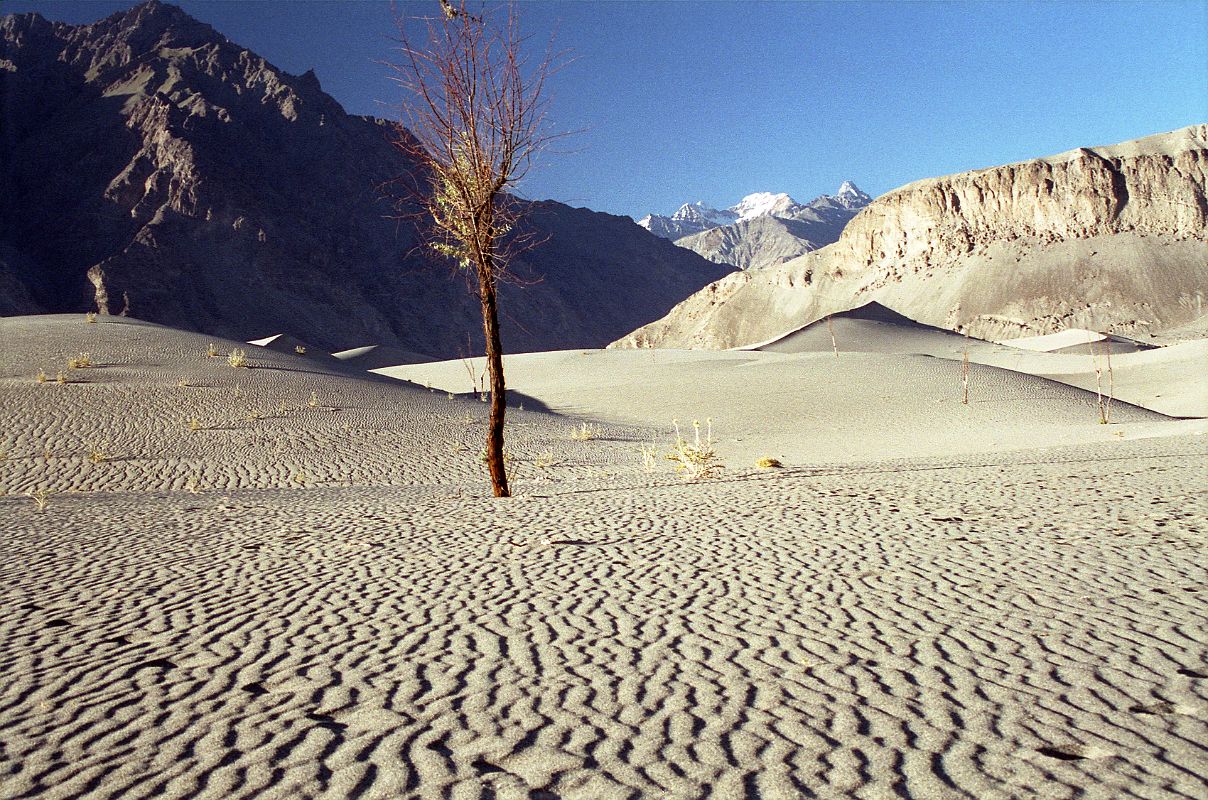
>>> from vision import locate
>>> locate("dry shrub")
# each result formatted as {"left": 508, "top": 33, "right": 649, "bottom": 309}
{"left": 667, "top": 418, "right": 724, "bottom": 481}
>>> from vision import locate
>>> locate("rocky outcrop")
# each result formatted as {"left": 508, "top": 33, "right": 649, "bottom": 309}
{"left": 614, "top": 125, "right": 1208, "bottom": 348}
{"left": 0, "top": 2, "right": 730, "bottom": 356}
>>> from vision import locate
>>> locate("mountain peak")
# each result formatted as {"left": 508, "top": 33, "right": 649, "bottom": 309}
{"left": 834, "top": 181, "right": 872, "bottom": 209}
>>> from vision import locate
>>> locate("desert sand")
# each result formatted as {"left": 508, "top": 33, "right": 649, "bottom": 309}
{"left": 2, "top": 313, "right": 1206, "bottom": 799}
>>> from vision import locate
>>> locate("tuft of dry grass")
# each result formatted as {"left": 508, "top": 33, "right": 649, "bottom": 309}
{"left": 667, "top": 418, "right": 724, "bottom": 482}
{"left": 36, "top": 369, "right": 47, "bottom": 384}
{"left": 177, "top": 377, "right": 191, "bottom": 388}
{"left": 570, "top": 422, "right": 601, "bottom": 441}
{"left": 56, "top": 371, "right": 67, "bottom": 385}
{"left": 640, "top": 443, "right": 660, "bottom": 473}
{"left": 187, "top": 415, "right": 202, "bottom": 433}
{"left": 294, "top": 345, "right": 307, "bottom": 355}
{"left": 308, "top": 390, "right": 319, "bottom": 408}
{"left": 534, "top": 451, "right": 558, "bottom": 469}
{"left": 755, "top": 456, "right": 783, "bottom": 469}
{"left": 66, "top": 352, "right": 92, "bottom": 369}
{"left": 87, "top": 443, "right": 109, "bottom": 465}
{"left": 26, "top": 487, "right": 50, "bottom": 512}
{"left": 85, "top": 312, "right": 97, "bottom": 323}
{"left": 185, "top": 471, "right": 202, "bottom": 494}
{"left": 227, "top": 348, "right": 249, "bottom": 368}
{"left": 206, "top": 342, "right": 219, "bottom": 358}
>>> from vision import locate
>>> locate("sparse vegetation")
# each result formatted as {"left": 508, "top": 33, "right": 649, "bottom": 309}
{"left": 227, "top": 348, "right": 249, "bottom": 368}
{"left": 85, "top": 312, "right": 97, "bottom": 323}
{"left": 185, "top": 471, "right": 202, "bottom": 494}
{"left": 961, "top": 334, "right": 971, "bottom": 406}
{"left": 36, "top": 369, "right": 47, "bottom": 384}
{"left": 294, "top": 345, "right": 307, "bottom": 355}
{"left": 1092, "top": 338, "right": 1115, "bottom": 424}
{"left": 667, "top": 418, "right": 724, "bottom": 482}
{"left": 56, "top": 371, "right": 67, "bottom": 385}
{"left": 87, "top": 443, "right": 109, "bottom": 465}
{"left": 207, "top": 342, "right": 219, "bottom": 358}
{"left": 570, "top": 422, "right": 601, "bottom": 441}
{"left": 534, "top": 451, "right": 558, "bottom": 469}
{"left": 308, "top": 391, "right": 319, "bottom": 408}
{"left": 233, "top": 383, "right": 243, "bottom": 398}
{"left": 755, "top": 456, "right": 783, "bottom": 469}
{"left": 66, "top": 352, "right": 92, "bottom": 369}
{"left": 187, "top": 415, "right": 202, "bottom": 432}
{"left": 640, "top": 443, "right": 660, "bottom": 473}
{"left": 177, "top": 377, "right": 190, "bottom": 388}
{"left": 26, "top": 488, "right": 50, "bottom": 512}
{"left": 293, "top": 470, "right": 308, "bottom": 486}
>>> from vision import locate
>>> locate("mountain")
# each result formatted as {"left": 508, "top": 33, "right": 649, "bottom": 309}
{"left": 0, "top": 1, "right": 732, "bottom": 357}
{"left": 636, "top": 183, "right": 873, "bottom": 270}
{"left": 636, "top": 201, "right": 737, "bottom": 240}
{"left": 612, "top": 125, "right": 1208, "bottom": 349}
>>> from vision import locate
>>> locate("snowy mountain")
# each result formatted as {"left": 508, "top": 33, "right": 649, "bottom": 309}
{"left": 637, "top": 183, "right": 874, "bottom": 270}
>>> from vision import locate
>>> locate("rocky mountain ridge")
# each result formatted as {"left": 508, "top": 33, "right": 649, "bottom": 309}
{"left": 636, "top": 182, "right": 873, "bottom": 270}
{"left": 614, "top": 125, "right": 1208, "bottom": 349}
{"left": 0, "top": 1, "right": 731, "bottom": 356}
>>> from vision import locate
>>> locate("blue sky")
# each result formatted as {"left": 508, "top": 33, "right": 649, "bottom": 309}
{"left": 5, "top": 1, "right": 1206, "bottom": 217}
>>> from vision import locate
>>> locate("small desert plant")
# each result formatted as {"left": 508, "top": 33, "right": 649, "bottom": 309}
{"left": 185, "top": 471, "right": 202, "bottom": 494}
{"left": 36, "top": 369, "right": 47, "bottom": 384}
{"left": 187, "top": 415, "right": 202, "bottom": 432}
{"left": 233, "top": 383, "right": 243, "bottom": 398}
{"left": 534, "top": 450, "right": 558, "bottom": 469}
{"left": 292, "top": 470, "right": 308, "bottom": 486}
{"left": 86, "top": 443, "right": 109, "bottom": 465}
{"left": 56, "top": 371, "right": 67, "bottom": 385}
{"left": 245, "top": 410, "right": 263, "bottom": 422}
{"left": 277, "top": 400, "right": 288, "bottom": 415}
{"left": 85, "top": 312, "right": 97, "bottom": 323}
{"left": 1091, "top": 338, "right": 1115, "bottom": 424}
{"left": 570, "top": 422, "right": 601, "bottom": 442}
{"left": 294, "top": 345, "right": 307, "bottom": 355}
{"left": 26, "top": 487, "right": 51, "bottom": 512}
{"left": 640, "top": 443, "right": 660, "bottom": 474}
{"left": 961, "top": 336, "right": 971, "bottom": 406}
{"left": 308, "top": 391, "right": 319, "bottom": 408}
{"left": 667, "top": 418, "right": 724, "bottom": 482}
{"left": 446, "top": 391, "right": 455, "bottom": 400}
{"left": 448, "top": 439, "right": 470, "bottom": 453}
{"left": 66, "top": 352, "right": 92, "bottom": 369}
{"left": 755, "top": 456, "right": 783, "bottom": 469}
{"left": 227, "top": 348, "right": 249, "bottom": 368}
{"left": 206, "top": 342, "right": 219, "bottom": 358}
{"left": 177, "top": 377, "right": 190, "bottom": 388}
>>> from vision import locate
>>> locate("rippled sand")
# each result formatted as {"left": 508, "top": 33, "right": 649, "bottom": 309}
{"left": 2, "top": 315, "right": 1205, "bottom": 799}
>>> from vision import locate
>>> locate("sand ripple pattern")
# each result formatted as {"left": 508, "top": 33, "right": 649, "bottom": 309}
{"left": 2, "top": 437, "right": 1206, "bottom": 799}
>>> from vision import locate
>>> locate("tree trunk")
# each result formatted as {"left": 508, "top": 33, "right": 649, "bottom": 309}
{"left": 476, "top": 257, "right": 510, "bottom": 498}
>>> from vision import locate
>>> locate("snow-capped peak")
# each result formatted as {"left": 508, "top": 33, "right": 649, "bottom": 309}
{"left": 833, "top": 181, "right": 872, "bottom": 209}
{"left": 730, "top": 192, "right": 802, "bottom": 222}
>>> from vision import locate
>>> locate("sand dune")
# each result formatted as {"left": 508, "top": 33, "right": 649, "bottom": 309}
{"left": 380, "top": 346, "right": 1200, "bottom": 468}
{"left": 2, "top": 313, "right": 1206, "bottom": 800}
{"left": 999, "top": 329, "right": 1155, "bottom": 356}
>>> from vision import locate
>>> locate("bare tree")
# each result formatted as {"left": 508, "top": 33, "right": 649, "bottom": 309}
{"left": 389, "top": 1, "right": 562, "bottom": 497}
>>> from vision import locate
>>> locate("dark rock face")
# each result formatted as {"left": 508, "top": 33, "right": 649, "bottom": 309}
{"left": 0, "top": 1, "right": 730, "bottom": 356}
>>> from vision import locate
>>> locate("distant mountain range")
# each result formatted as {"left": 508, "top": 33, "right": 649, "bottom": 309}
{"left": 0, "top": 1, "right": 731, "bottom": 357}
{"left": 614, "top": 125, "right": 1208, "bottom": 349}
{"left": 637, "top": 182, "right": 873, "bottom": 271}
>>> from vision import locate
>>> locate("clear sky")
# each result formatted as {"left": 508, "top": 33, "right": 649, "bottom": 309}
{"left": 4, "top": 0, "right": 1206, "bottom": 218}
